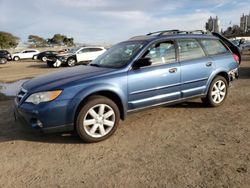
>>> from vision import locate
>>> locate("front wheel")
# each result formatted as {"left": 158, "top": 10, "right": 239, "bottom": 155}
{"left": 202, "top": 76, "right": 228, "bottom": 107}
{"left": 67, "top": 58, "right": 76, "bottom": 67}
{"left": 76, "top": 96, "right": 120, "bottom": 143}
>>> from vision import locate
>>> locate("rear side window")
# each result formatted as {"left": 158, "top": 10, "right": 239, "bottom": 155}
{"left": 200, "top": 39, "right": 229, "bottom": 55}
{"left": 177, "top": 39, "right": 205, "bottom": 61}
{"left": 89, "top": 48, "right": 103, "bottom": 52}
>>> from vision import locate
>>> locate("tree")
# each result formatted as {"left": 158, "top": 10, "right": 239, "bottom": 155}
{"left": 28, "top": 35, "right": 47, "bottom": 47}
{"left": 223, "top": 25, "right": 245, "bottom": 37}
{"left": 0, "top": 31, "right": 19, "bottom": 49}
{"left": 63, "top": 37, "right": 74, "bottom": 46}
{"left": 48, "top": 34, "right": 74, "bottom": 46}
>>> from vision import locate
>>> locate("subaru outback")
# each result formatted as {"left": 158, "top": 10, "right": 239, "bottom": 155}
{"left": 14, "top": 30, "right": 240, "bottom": 142}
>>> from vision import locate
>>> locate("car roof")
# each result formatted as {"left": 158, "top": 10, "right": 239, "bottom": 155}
{"left": 128, "top": 34, "right": 218, "bottom": 43}
{"left": 127, "top": 30, "right": 218, "bottom": 43}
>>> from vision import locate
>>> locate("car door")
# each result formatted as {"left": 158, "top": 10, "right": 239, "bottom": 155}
{"left": 86, "top": 48, "right": 104, "bottom": 61}
{"left": 20, "top": 51, "right": 28, "bottom": 59}
{"left": 177, "top": 38, "right": 214, "bottom": 98}
{"left": 27, "top": 50, "right": 36, "bottom": 58}
{"left": 128, "top": 40, "right": 181, "bottom": 110}
{"left": 76, "top": 48, "right": 89, "bottom": 62}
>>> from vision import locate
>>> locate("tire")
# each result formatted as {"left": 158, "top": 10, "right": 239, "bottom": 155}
{"left": 202, "top": 76, "right": 228, "bottom": 107}
{"left": 33, "top": 55, "right": 37, "bottom": 60}
{"left": 42, "top": 56, "right": 47, "bottom": 62}
{"left": 0, "top": 58, "right": 7, "bottom": 64}
{"left": 67, "top": 57, "right": 76, "bottom": 67}
{"left": 76, "top": 95, "right": 120, "bottom": 143}
{"left": 13, "top": 56, "right": 20, "bottom": 61}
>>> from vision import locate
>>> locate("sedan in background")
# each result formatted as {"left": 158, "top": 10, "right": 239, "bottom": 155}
{"left": 37, "top": 51, "right": 58, "bottom": 62}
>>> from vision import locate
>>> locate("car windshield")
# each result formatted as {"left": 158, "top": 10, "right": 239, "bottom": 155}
{"left": 68, "top": 47, "right": 80, "bottom": 53}
{"left": 90, "top": 41, "right": 145, "bottom": 68}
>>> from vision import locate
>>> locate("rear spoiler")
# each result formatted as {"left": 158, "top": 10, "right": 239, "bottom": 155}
{"left": 212, "top": 32, "right": 241, "bottom": 64}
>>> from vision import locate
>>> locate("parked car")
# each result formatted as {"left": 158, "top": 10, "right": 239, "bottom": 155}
{"left": 46, "top": 47, "right": 106, "bottom": 67}
{"left": 36, "top": 51, "right": 58, "bottom": 62}
{"left": 12, "top": 49, "right": 40, "bottom": 61}
{"left": 0, "top": 50, "right": 12, "bottom": 64}
{"left": 14, "top": 30, "right": 240, "bottom": 143}
{"left": 229, "top": 38, "right": 250, "bottom": 51}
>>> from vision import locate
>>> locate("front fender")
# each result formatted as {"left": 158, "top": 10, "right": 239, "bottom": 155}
{"left": 66, "top": 83, "right": 127, "bottom": 124}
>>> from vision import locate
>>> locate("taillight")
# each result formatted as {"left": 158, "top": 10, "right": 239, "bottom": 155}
{"left": 233, "top": 54, "right": 239, "bottom": 64}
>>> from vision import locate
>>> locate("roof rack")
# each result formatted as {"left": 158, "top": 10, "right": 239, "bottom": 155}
{"left": 147, "top": 30, "right": 180, "bottom": 36}
{"left": 146, "top": 30, "right": 210, "bottom": 36}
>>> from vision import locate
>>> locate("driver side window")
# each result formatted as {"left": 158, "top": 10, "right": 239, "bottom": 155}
{"left": 143, "top": 41, "right": 176, "bottom": 66}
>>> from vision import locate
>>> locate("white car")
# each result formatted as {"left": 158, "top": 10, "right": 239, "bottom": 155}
{"left": 47, "top": 47, "right": 106, "bottom": 67}
{"left": 12, "top": 49, "right": 40, "bottom": 61}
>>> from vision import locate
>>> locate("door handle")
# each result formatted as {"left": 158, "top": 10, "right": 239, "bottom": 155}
{"left": 169, "top": 68, "right": 177, "bottom": 73}
{"left": 206, "top": 62, "right": 212, "bottom": 67}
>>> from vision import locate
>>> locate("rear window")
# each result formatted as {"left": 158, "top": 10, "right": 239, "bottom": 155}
{"left": 200, "top": 39, "right": 229, "bottom": 55}
{"left": 177, "top": 39, "right": 205, "bottom": 61}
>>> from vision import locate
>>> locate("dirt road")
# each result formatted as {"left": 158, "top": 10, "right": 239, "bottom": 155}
{"left": 0, "top": 57, "right": 250, "bottom": 187}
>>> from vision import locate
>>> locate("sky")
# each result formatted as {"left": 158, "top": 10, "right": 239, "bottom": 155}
{"left": 0, "top": 0, "right": 249, "bottom": 44}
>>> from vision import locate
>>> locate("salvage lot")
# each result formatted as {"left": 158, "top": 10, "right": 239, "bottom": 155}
{"left": 0, "top": 54, "right": 250, "bottom": 187}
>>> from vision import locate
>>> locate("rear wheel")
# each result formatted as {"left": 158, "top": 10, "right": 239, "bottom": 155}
{"left": 0, "top": 58, "right": 7, "bottom": 64}
{"left": 13, "top": 56, "right": 20, "bottom": 61}
{"left": 42, "top": 56, "right": 47, "bottom": 62}
{"left": 33, "top": 55, "right": 37, "bottom": 60}
{"left": 67, "top": 58, "right": 76, "bottom": 67}
{"left": 76, "top": 96, "right": 120, "bottom": 143}
{"left": 202, "top": 76, "right": 228, "bottom": 107}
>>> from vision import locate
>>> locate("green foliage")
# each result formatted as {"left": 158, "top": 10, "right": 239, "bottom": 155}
{"left": 28, "top": 35, "right": 47, "bottom": 47}
{"left": 48, "top": 34, "right": 75, "bottom": 46}
{"left": 0, "top": 31, "right": 19, "bottom": 49}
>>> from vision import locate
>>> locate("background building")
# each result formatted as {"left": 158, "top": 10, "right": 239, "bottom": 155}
{"left": 240, "top": 13, "right": 250, "bottom": 32}
{"left": 205, "top": 16, "right": 220, "bottom": 32}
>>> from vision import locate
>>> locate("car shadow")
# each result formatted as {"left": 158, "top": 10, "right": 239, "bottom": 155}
{"left": 27, "top": 63, "right": 51, "bottom": 69}
{"left": 238, "top": 66, "right": 250, "bottom": 79}
{"left": 166, "top": 101, "right": 206, "bottom": 109}
{"left": 0, "top": 119, "right": 84, "bottom": 144}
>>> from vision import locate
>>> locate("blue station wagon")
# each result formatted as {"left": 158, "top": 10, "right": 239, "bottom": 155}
{"left": 14, "top": 30, "right": 240, "bottom": 142}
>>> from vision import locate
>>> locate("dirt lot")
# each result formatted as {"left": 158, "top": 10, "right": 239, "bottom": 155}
{"left": 0, "top": 55, "right": 250, "bottom": 187}
{"left": 0, "top": 60, "right": 68, "bottom": 82}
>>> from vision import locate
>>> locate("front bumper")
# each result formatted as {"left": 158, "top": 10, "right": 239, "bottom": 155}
{"left": 14, "top": 98, "right": 74, "bottom": 133}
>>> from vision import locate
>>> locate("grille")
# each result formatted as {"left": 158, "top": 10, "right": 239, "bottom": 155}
{"left": 16, "top": 87, "right": 27, "bottom": 103}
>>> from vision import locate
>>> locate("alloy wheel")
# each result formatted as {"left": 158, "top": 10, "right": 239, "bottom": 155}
{"left": 211, "top": 80, "right": 226, "bottom": 104}
{"left": 83, "top": 104, "right": 115, "bottom": 138}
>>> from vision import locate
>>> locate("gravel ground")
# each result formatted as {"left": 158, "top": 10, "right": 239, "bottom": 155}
{"left": 0, "top": 55, "right": 250, "bottom": 187}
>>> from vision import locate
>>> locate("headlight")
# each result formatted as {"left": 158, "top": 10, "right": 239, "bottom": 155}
{"left": 25, "top": 90, "right": 62, "bottom": 105}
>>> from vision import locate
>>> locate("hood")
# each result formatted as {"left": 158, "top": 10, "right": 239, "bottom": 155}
{"left": 22, "top": 65, "right": 115, "bottom": 92}
{"left": 56, "top": 52, "right": 74, "bottom": 58}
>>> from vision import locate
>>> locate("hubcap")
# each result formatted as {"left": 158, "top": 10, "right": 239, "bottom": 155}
{"left": 211, "top": 80, "right": 226, "bottom": 104}
{"left": 68, "top": 59, "right": 75, "bottom": 66}
{"left": 83, "top": 104, "right": 115, "bottom": 138}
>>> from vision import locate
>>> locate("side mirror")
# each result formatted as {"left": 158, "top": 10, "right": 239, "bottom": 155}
{"left": 133, "top": 58, "right": 152, "bottom": 69}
